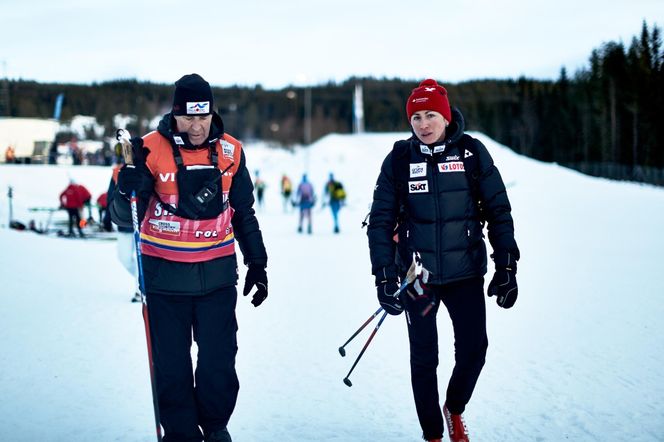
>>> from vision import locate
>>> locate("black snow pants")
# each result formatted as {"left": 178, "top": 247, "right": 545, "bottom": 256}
{"left": 405, "top": 277, "right": 488, "bottom": 440}
{"left": 66, "top": 208, "right": 82, "bottom": 236}
{"left": 147, "top": 286, "right": 239, "bottom": 442}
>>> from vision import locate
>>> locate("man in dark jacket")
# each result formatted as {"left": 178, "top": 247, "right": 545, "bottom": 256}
{"left": 111, "top": 73, "right": 268, "bottom": 442}
{"left": 367, "top": 79, "right": 519, "bottom": 442}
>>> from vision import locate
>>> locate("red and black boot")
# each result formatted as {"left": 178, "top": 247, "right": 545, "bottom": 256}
{"left": 443, "top": 404, "right": 470, "bottom": 442}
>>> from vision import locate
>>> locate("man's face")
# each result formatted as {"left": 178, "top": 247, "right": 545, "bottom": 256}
{"left": 174, "top": 114, "right": 213, "bottom": 146}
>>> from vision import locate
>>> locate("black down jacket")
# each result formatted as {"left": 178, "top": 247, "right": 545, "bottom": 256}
{"left": 367, "top": 108, "right": 519, "bottom": 285}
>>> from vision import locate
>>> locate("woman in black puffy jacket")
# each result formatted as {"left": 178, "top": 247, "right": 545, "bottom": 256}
{"left": 367, "top": 79, "right": 520, "bottom": 442}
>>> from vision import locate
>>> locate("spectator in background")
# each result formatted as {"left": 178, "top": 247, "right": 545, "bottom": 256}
{"left": 323, "top": 172, "right": 346, "bottom": 234}
{"left": 5, "top": 145, "right": 16, "bottom": 163}
{"left": 254, "top": 170, "right": 266, "bottom": 210}
{"left": 59, "top": 179, "right": 91, "bottom": 237}
{"left": 295, "top": 173, "right": 315, "bottom": 234}
{"left": 96, "top": 192, "right": 108, "bottom": 228}
{"left": 280, "top": 174, "right": 293, "bottom": 212}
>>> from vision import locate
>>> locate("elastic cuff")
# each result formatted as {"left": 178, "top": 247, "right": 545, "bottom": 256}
{"left": 374, "top": 265, "right": 398, "bottom": 285}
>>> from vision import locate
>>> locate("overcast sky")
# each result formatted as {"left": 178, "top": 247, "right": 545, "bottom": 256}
{"left": 2, "top": 0, "right": 663, "bottom": 89}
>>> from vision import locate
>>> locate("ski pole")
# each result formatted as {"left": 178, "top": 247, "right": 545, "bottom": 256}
{"left": 119, "top": 129, "right": 163, "bottom": 442}
{"left": 342, "top": 310, "right": 388, "bottom": 387}
{"left": 130, "top": 192, "right": 162, "bottom": 442}
{"left": 338, "top": 307, "right": 384, "bottom": 357}
{"left": 338, "top": 252, "right": 425, "bottom": 357}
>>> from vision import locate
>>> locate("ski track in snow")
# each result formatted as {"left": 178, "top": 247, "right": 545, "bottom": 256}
{"left": 1, "top": 132, "right": 663, "bottom": 441}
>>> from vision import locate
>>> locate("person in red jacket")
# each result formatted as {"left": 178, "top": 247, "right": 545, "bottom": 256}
{"left": 59, "top": 180, "right": 91, "bottom": 237}
{"left": 96, "top": 192, "right": 108, "bottom": 227}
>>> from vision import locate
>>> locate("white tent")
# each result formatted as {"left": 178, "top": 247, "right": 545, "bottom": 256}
{"left": 0, "top": 117, "right": 59, "bottom": 162}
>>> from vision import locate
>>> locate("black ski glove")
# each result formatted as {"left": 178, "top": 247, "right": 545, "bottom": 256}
{"left": 488, "top": 251, "right": 518, "bottom": 309}
{"left": 376, "top": 279, "right": 403, "bottom": 315}
{"left": 117, "top": 164, "right": 154, "bottom": 201}
{"left": 117, "top": 137, "right": 154, "bottom": 201}
{"left": 243, "top": 264, "right": 268, "bottom": 307}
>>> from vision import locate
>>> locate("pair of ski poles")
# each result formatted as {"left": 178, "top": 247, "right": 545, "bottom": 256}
{"left": 338, "top": 253, "right": 424, "bottom": 387}
{"left": 117, "top": 129, "right": 163, "bottom": 442}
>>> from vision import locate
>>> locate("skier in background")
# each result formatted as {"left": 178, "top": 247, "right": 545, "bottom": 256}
{"left": 295, "top": 173, "right": 315, "bottom": 234}
{"left": 367, "top": 79, "right": 520, "bottom": 442}
{"left": 59, "top": 179, "right": 91, "bottom": 237}
{"left": 323, "top": 172, "right": 346, "bottom": 233}
{"left": 280, "top": 174, "right": 292, "bottom": 212}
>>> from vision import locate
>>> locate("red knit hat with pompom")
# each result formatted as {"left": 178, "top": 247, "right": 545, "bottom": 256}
{"left": 406, "top": 79, "right": 451, "bottom": 123}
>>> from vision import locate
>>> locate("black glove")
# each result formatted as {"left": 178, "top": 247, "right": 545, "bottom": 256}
{"left": 488, "top": 251, "right": 518, "bottom": 309}
{"left": 377, "top": 280, "right": 403, "bottom": 315}
{"left": 243, "top": 264, "right": 268, "bottom": 307}
{"left": 117, "top": 164, "right": 154, "bottom": 201}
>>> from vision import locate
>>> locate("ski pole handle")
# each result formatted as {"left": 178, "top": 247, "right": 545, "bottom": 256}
{"left": 115, "top": 129, "right": 134, "bottom": 166}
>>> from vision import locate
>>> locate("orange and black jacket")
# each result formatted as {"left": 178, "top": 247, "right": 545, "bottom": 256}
{"left": 111, "top": 112, "right": 267, "bottom": 296}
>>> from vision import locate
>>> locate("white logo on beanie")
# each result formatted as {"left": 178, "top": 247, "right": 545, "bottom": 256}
{"left": 186, "top": 101, "right": 210, "bottom": 114}
{"left": 413, "top": 97, "right": 429, "bottom": 104}
{"left": 424, "top": 87, "right": 436, "bottom": 92}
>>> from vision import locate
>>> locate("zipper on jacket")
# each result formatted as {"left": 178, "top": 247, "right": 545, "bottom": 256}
{"left": 428, "top": 155, "right": 442, "bottom": 278}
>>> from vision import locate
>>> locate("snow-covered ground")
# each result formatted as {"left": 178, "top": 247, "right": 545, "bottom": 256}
{"left": 1, "top": 132, "right": 663, "bottom": 441}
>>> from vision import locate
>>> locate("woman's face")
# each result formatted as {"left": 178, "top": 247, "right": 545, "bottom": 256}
{"left": 410, "top": 110, "right": 448, "bottom": 145}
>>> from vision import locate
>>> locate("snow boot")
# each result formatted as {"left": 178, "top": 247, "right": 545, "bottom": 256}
{"left": 205, "top": 427, "right": 231, "bottom": 442}
{"left": 443, "top": 404, "right": 470, "bottom": 442}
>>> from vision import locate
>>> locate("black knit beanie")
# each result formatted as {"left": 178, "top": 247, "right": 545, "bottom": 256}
{"left": 172, "top": 73, "right": 214, "bottom": 116}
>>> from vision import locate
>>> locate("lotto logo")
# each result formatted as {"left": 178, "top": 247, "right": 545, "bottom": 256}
{"left": 438, "top": 161, "right": 465, "bottom": 173}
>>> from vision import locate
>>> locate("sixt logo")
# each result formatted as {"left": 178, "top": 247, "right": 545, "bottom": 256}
{"left": 186, "top": 101, "right": 210, "bottom": 114}
{"left": 408, "top": 180, "right": 429, "bottom": 193}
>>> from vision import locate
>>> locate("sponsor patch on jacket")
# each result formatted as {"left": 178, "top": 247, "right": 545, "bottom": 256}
{"left": 445, "top": 155, "right": 460, "bottom": 161}
{"left": 148, "top": 219, "right": 181, "bottom": 235}
{"left": 409, "top": 162, "right": 427, "bottom": 178}
{"left": 408, "top": 180, "right": 429, "bottom": 193}
{"left": 173, "top": 135, "right": 185, "bottom": 145}
{"left": 221, "top": 141, "right": 235, "bottom": 159}
{"left": 186, "top": 101, "right": 210, "bottom": 114}
{"left": 438, "top": 161, "right": 465, "bottom": 173}
{"left": 419, "top": 144, "right": 432, "bottom": 155}
{"left": 433, "top": 145, "right": 446, "bottom": 154}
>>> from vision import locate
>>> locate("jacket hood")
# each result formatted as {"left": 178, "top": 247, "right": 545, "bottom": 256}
{"left": 157, "top": 111, "right": 225, "bottom": 149}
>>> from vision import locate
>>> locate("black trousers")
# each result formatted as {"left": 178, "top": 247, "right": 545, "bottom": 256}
{"left": 65, "top": 208, "right": 82, "bottom": 236}
{"left": 148, "top": 287, "right": 239, "bottom": 442}
{"left": 405, "top": 277, "right": 488, "bottom": 439}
